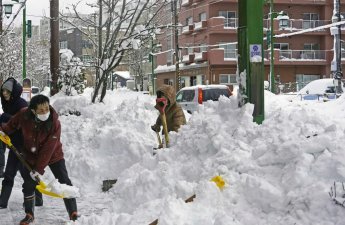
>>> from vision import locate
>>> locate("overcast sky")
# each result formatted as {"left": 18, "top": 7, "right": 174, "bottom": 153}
{"left": 4, "top": 0, "right": 96, "bottom": 26}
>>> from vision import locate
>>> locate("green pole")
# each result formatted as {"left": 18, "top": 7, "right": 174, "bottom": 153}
{"left": 22, "top": 4, "right": 26, "bottom": 79}
{"left": 270, "top": 0, "right": 275, "bottom": 93}
{"left": 238, "top": 0, "right": 265, "bottom": 124}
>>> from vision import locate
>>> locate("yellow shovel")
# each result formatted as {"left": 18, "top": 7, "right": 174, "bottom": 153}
{"left": 0, "top": 133, "right": 64, "bottom": 198}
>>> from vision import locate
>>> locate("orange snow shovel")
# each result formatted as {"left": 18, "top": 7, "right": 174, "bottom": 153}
{"left": 156, "top": 97, "right": 169, "bottom": 148}
{"left": 0, "top": 133, "right": 64, "bottom": 198}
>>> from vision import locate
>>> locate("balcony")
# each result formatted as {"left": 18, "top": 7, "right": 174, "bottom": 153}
{"left": 194, "top": 21, "right": 207, "bottom": 31}
{"left": 279, "top": 50, "right": 326, "bottom": 60}
{"left": 208, "top": 48, "right": 237, "bottom": 65}
{"left": 194, "top": 51, "right": 208, "bottom": 62}
{"left": 263, "top": 49, "right": 329, "bottom": 66}
{"left": 182, "top": 54, "right": 195, "bottom": 64}
{"left": 208, "top": 17, "right": 237, "bottom": 34}
{"left": 182, "top": 25, "right": 193, "bottom": 34}
{"left": 181, "top": 0, "right": 192, "bottom": 7}
{"left": 274, "top": 0, "right": 326, "bottom": 4}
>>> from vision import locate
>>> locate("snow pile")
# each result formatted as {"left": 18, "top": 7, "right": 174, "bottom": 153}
{"left": 49, "top": 88, "right": 345, "bottom": 225}
{"left": 46, "top": 179, "right": 80, "bottom": 199}
{"left": 3, "top": 87, "right": 345, "bottom": 225}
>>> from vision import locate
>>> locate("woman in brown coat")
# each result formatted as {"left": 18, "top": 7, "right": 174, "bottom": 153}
{"left": 151, "top": 85, "right": 186, "bottom": 134}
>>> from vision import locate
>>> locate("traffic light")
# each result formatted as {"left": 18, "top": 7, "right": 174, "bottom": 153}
{"left": 27, "top": 20, "right": 32, "bottom": 38}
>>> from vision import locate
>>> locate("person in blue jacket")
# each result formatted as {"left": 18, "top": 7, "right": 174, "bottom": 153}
{"left": 0, "top": 77, "right": 43, "bottom": 208}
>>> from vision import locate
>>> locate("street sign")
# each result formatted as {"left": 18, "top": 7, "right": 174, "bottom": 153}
{"left": 250, "top": 44, "right": 262, "bottom": 62}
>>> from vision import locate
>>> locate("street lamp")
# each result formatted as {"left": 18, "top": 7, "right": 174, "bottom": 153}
{"left": 268, "top": 0, "right": 289, "bottom": 93}
{"left": 3, "top": 4, "right": 13, "bottom": 18}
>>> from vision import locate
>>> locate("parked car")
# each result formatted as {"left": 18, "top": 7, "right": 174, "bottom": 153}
{"left": 297, "top": 78, "right": 343, "bottom": 101}
{"left": 176, "top": 85, "right": 231, "bottom": 113}
{"left": 31, "top": 86, "right": 40, "bottom": 97}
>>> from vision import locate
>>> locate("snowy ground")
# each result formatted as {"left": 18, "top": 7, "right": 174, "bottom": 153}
{"left": 1, "top": 88, "right": 345, "bottom": 225}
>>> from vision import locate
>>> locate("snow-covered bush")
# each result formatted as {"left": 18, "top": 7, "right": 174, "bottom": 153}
{"left": 59, "top": 49, "right": 85, "bottom": 96}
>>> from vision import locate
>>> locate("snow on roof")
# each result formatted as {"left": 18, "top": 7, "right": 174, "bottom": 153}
{"left": 114, "top": 71, "right": 132, "bottom": 79}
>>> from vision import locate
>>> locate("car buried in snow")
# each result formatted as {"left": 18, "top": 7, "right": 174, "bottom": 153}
{"left": 297, "top": 78, "right": 343, "bottom": 101}
{"left": 176, "top": 84, "right": 232, "bottom": 113}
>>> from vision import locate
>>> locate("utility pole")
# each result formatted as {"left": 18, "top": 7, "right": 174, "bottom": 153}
{"left": 150, "top": 38, "right": 155, "bottom": 95}
{"left": 50, "top": 0, "right": 59, "bottom": 96}
{"left": 238, "top": 0, "right": 265, "bottom": 124}
{"left": 269, "top": 0, "right": 275, "bottom": 93}
{"left": 331, "top": 0, "right": 343, "bottom": 93}
{"left": 0, "top": 0, "right": 3, "bottom": 34}
{"left": 172, "top": 0, "right": 180, "bottom": 91}
{"left": 22, "top": 3, "right": 26, "bottom": 79}
{"left": 97, "top": 0, "right": 102, "bottom": 84}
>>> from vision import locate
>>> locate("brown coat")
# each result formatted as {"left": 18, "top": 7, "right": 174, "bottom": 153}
{"left": 1, "top": 106, "right": 63, "bottom": 175}
{"left": 154, "top": 85, "right": 186, "bottom": 133}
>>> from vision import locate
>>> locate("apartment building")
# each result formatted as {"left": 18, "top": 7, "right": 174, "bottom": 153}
{"left": 154, "top": 0, "right": 344, "bottom": 93}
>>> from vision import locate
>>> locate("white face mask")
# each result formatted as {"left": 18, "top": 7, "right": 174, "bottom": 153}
{"left": 36, "top": 111, "right": 50, "bottom": 121}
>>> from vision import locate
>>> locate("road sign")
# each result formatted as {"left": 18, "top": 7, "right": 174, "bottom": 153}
{"left": 249, "top": 44, "right": 262, "bottom": 62}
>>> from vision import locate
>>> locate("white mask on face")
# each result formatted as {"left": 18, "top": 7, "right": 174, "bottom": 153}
{"left": 37, "top": 111, "right": 50, "bottom": 121}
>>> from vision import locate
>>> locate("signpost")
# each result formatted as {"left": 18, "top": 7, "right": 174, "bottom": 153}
{"left": 238, "top": 0, "right": 265, "bottom": 124}
{"left": 21, "top": 78, "right": 31, "bottom": 102}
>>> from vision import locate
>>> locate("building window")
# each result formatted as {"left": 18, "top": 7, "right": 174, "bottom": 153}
{"left": 219, "top": 11, "right": 236, "bottom": 27}
{"left": 59, "top": 41, "right": 68, "bottom": 49}
{"left": 82, "top": 55, "right": 92, "bottom": 62}
{"left": 220, "top": 74, "right": 237, "bottom": 84}
{"left": 275, "top": 43, "right": 290, "bottom": 59}
{"left": 164, "top": 79, "right": 174, "bottom": 86}
{"left": 296, "top": 74, "right": 320, "bottom": 90}
{"left": 186, "top": 16, "right": 193, "bottom": 25}
{"left": 219, "top": 43, "right": 236, "bottom": 59}
{"left": 82, "top": 40, "right": 93, "bottom": 49}
{"left": 167, "top": 34, "right": 173, "bottom": 65}
{"left": 199, "top": 12, "right": 206, "bottom": 21}
{"left": 200, "top": 44, "right": 207, "bottom": 52}
{"left": 303, "top": 13, "right": 319, "bottom": 29}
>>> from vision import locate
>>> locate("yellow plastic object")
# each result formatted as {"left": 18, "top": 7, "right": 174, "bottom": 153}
{"left": 0, "top": 133, "right": 64, "bottom": 198}
{"left": 211, "top": 175, "right": 225, "bottom": 190}
{"left": 0, "top": 133, "right": 11, "bottom": 146}
{"left": 36, "top": 181, "right": 64, "bottom": 198}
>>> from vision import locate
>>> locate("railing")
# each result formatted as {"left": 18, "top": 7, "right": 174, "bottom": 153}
{"left": 182, "top": 25, "right": 192, "bottom": 34}
{"left": 279, "top": 50, "right": 326, "bottom": 60}
{"left": 224, "top": 50, "right": 237, "bottom": 59}
{"left": 194, "top": 21, "right": 203, "bottom": 30}
{"left": 224, "top": 18, "right": 238, "bottom": 28}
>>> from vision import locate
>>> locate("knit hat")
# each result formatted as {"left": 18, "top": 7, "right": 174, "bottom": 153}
{"left": 2, "top": 79, "right": 14, "bottom": 92}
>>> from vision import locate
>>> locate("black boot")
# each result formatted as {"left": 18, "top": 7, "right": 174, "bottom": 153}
{"left": 64, "top": 198, "right": 78, "bottom": 221}
{"left": 19, "top": 213, "right": 34, "bottom": 225}
{"left": 35, "top": 190, "right": 43, "bottom": 206}
{"left": 0, "top": 143, "right": 5, "bottom": 178}
{"left": 21, "top": 196, "right": 35, "bottom": 224}
{"left": 0, "top": 185, "right": 12, "bottom": 208}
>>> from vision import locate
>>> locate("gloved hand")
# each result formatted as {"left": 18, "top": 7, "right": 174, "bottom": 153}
{"left": 151, "top": 124, "right": 161, "bottom": 132}
{"left": 0, "top": 131, "right": 5, "bottom": 137}
{"left": 30, "top": 170, "right": 41, "bottom": 182}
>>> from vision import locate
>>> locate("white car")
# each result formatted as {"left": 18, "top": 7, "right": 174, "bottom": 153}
{"left": 176, "top": 85, "right": 232, "bottom": 113}
{"left": 31, "top": 86, "right": 40, "bottom": 97}
{"left": 297, "top": 78, "right": 342, "bottom": 101}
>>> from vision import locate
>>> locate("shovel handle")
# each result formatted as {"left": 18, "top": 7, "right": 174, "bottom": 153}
{"left": 160, "top": 113, "right": 169, "bottom": 147}
{"left": 156, "top": 131, "right": 163, "bottom": 149}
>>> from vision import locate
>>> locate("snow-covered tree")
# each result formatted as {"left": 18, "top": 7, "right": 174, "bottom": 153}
{"left": 0, "top": 32, "right": 22, "bottom": 81}
{"left": 61, "top": 0, "right": 168, "bottom": 102}
{"left": 26, "top": 39, "right": 50, "bottom": 89}
{"left": 59, "top": 49, "right": 86, "bottom": 96}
